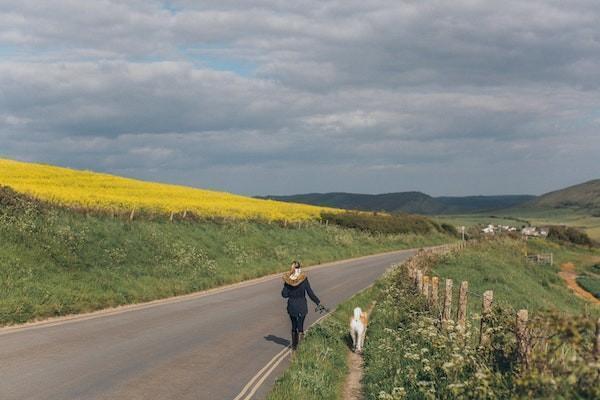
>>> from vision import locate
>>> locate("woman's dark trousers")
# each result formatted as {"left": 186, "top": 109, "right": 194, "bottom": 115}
{"left": 289, "top": 313, "right": 306, "bottom": 350}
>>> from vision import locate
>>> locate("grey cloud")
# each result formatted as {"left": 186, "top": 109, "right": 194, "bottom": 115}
{"left": 1, "top": 1, "right": 600, "bottom": 195}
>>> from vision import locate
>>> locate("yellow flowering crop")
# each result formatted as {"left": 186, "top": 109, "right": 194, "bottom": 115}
{"left": 0, "top": 158, "right": 339, "bottom": 221}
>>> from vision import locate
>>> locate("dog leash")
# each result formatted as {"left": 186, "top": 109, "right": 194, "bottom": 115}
{"left": 315, "top": 304, "right": 330, "bottom": 314}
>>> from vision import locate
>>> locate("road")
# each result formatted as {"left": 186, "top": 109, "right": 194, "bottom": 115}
{"left": 0, "top": 249, "right": 415, "bottom": 400}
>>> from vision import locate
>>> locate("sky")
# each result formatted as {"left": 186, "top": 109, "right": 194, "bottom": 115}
{"left": 1, "top": 0, "right": 599, "bottom": 196}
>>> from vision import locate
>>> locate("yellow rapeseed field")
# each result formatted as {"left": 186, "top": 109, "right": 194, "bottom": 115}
{"left": 0, "top": 158, "right": 338, "bottom": 221}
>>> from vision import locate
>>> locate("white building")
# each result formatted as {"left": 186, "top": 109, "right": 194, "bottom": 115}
{"left": 482, "top": 224, "right": 495, "bottom": 234}
{"left": 522, "top": 227, "right": 540, "bottom": 237}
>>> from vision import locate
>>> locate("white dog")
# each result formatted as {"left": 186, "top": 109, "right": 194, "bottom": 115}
{"left": 350, "top": 307, "right": 368, "bottom": 353}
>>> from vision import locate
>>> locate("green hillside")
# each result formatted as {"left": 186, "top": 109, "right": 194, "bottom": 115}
{"left": 529, "top": 179, "right": 600, "bottom": 210}
{"left": 261, "top": 192, "right": 534, "bottom": 215}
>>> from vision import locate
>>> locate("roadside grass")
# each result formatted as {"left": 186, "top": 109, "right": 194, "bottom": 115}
{"left": 0, "top": 192, "right": 450, "bottom": 326}
{"left": 267, "top": 239, "right": 600, "bottom": 400}
{"left": 267, "top": 283, "right": 381, "bottom": 400}
{"left": 364, "top": 241, "right": 600, "bottom": 400}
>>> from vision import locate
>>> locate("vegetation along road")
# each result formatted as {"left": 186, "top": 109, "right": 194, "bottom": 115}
{"left": 0, "top": 249, "right": 415, "bottom": 400}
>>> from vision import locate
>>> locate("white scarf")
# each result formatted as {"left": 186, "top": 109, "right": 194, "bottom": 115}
{"left": 290, "top": 268, "right": 302, "bottom": 280}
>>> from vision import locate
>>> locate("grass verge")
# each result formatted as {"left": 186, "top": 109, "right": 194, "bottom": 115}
{"left": 267, "top": 283, "right": 382, "bottom": 400}
{"left": 363, "top": 241, "right": 599, "bottom": 400}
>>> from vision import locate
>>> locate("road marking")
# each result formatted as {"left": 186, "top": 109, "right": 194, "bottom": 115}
{"left": 242, "top": 348, "right": 291, "bottom": 400}
{"left": 234, "top": 271, "right": 397, "bottom": 399}
{"left": 233, "top": 346, "right": 291, "bottom": 400}
{"left": 233, "top": 310, "right": 333, "bottom": 400}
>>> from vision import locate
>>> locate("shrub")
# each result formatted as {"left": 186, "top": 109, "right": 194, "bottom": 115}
{"left": 440, "top": 223, "right": 459, "bottom": 236}
{"left": 547, "top": 226, "right": 594, "bottom": 246}
{"left": 321, "top": 211, "right": 438, "bottom": 235}
{"left": 576, "top": 276, "right": 600, "bottom": 299}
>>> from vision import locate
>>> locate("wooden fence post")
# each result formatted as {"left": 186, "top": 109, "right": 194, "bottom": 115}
{"left": 423, "top": 276, "right": 430, "bottom": 300}
{"left": 416, "top": 270, "right": 423, "bottom": 293}
{"left": 169, "top": 212, "right": 174, "bottom": 222}
{"left": 516, "top": 309, "right": 530, "bottom": 370}
{"left": 594, "top": 317, "right": 600, "bottom": 361}
{"left": 129, "top": 208, "right": 135, "bottom": 222}
{"left": 409, "top": 265, "right": 417, "bottom": 281}
{"left": 442, "top": 279, "right": 453, "bottom": 323}
{"left": 457, "top": 281, "right": 468, "bottom": 330}
{"left": 479, "top": 290, "right": 494, "bottom": 346}
{"left": 431, "top": 276, "right": 439, "bottom": 309}
{"left": 182, "top": 210, "right": 187, "bottom": 219}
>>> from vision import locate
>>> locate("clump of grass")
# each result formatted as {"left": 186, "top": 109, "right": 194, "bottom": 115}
{"left": 576, "top": 276, "right": 600, "bottom": 299}
{"left": 267, "top": 284, "right": 380, "bottom": 400}
{"left": 548, "top": 225, "right": 595, "bottom": 247}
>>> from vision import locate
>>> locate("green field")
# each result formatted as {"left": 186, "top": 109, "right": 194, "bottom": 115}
{"left": 0, "top": 188, "right": 451, "bottom": 326}
{"left": 435, "top": 207, "right": 600, "bottom": 241}
{"left": 432, "top": 238, "right": 599, "bottom": 314}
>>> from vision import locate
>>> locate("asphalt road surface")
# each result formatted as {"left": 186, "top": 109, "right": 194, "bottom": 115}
{"left": 0, "top": 249, "right": 415, "bottom": 400}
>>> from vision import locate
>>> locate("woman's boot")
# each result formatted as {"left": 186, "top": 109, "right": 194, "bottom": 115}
{"left": 291, "top": 330, "right": 299, "bottom": 350}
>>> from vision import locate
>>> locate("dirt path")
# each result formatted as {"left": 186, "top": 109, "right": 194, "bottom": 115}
{"left": 342, "top": 351, "right": 365, "bottom": 400}
{"left": 558, "top": 262, "right": 600, "bottom": 305}
{"left": 342, "top": 302, "right": 377, "bottom": 400}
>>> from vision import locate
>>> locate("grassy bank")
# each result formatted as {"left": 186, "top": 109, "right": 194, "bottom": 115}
{"left": 267, "top": 283, "right": 381, "bottom": 400}
{"left": 363, "top": 243, "right": 600, "bottom": 399}
{"left": 431, "top": 239, "right": 599, "bottom": 314}
{"left": 0, "top": 189, "right": 450, "bottom": 326}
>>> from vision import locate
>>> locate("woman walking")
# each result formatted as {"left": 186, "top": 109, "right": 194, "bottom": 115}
{"left": 281, "top": 261, "right": 323, "bottom": 350}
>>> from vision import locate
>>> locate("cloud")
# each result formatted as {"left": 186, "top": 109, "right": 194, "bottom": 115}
{"left": 1, "top": 0, "right": 599, "bottom": 196}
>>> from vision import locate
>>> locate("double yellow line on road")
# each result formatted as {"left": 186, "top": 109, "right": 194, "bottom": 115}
{"left": 232, "top": 311, "right": 331, "bottom": 400}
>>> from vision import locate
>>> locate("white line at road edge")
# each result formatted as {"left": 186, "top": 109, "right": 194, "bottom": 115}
{"left": 233, "top": 347, "right": 290, "bottom": 400}
{"left": 242, "top": 349, "right": 291, "bottom": 400}
{"left": 233, "top": 311, "right": 332, "bottom": 400}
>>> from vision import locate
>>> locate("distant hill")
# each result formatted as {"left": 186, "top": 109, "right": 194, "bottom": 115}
{"left": 435, "top": 195, "right": 537, "bottom": 214}
{"left": 259, "top": 192, "right": 535, "bottom": 215}
{"left": 529, "top": 179, "right": 600, "bottom": 210}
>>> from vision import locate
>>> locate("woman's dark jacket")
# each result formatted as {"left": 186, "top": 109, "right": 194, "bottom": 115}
{"left": 281, "top": 278, "right": 320, "bottom": 316}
